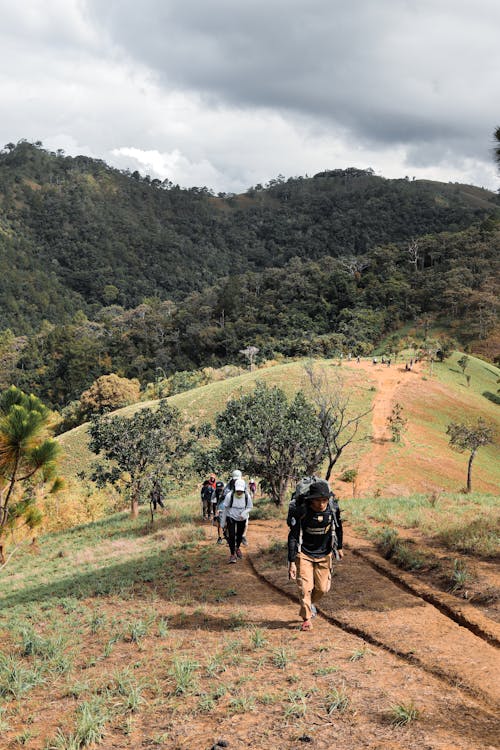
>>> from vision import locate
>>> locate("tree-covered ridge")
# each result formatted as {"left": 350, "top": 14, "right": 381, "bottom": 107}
{"left": 2, "top": 220, "right": 497, "bottom": 408}
{"left": 1, "top": 140, "right": 499, "bottom": 333}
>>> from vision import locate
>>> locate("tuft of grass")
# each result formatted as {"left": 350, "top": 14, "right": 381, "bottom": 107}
{"left": 128, "top": 619, "right": 149, "bottom": 643}
{"left": 389, "top": 701, "right": 420, "bottom": 726}
{"left": 19, "top": 628, "right": 65, "bottom": 660}
{"left": 325, "top": 684, "right": 350, "bottom": 714}
{"left": 74, "top": 697, "right": 109, "bottom": 747}
{"left": 169, "top": 657, "right": 200, "bottom": 695}
{"left": 0, "top": 655, "right": 44, "bottom": 699}
{"left": 349, "top": 646, "right": 371, "bottom": 662}
{"left": 375, "top": 527, "right": 425, "bottom": 571}
{"left": 249, "top": 627, "right": 268, "bottom": 649}
{"left": 111, "top": 669, "right": 145, "bottom": 713}
{"left": 229, "top": 694, "right": 255, "bottom": 713}
{"left": 157, "top": 617, "right": 169, "bottom": 637}
{"left": 284, "top": 688, "right": 308, "bottom": 719}
{"left": 450, "top": 559, "right": 470, "bottom": 593}
{"left": 313, "top": 665, "right": 339, "bottom": 676}
{"left": 272, "top": 647, "right": 294, "bottom": 670}
{"left": 197, "top": 693, "right": 216, "bottom": 713}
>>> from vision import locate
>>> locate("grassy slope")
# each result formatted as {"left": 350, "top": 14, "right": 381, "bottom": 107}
{"left": 57, "top": 359, "right": 374, "bottom": 485}
{"left": 57, "top": 354, "right": 499, "bottom": 509}
{"left": 373, "top": 352, "right": 499, "bottom": 496}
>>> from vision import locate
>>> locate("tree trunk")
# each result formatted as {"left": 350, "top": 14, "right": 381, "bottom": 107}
{"left": 130, "top": 494, "right": 140, "bottom": 519}
{"left": 466, "top": 450, "right": 475, "bottom": 493}
{"left": 325, "top": 448, "right": 342, "bottom": 481}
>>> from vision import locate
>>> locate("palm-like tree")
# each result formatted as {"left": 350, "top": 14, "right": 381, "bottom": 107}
{"left": 0, "top": 387, "right": 60, "bottom": 540}
{"left": 494, "top": 126, "right": 500, "bottom": 172}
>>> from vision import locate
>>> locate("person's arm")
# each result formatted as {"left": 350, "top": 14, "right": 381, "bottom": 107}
{"left": 219, "top": 495, "right": 230, "bottom": 528}
{"left": 334, "top": 504, "right": 344, "bottom": 559}
{"left": 287, "top": 507, "right": 301, "bottom": 578}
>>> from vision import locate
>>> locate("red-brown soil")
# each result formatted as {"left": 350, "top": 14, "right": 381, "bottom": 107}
{"left": 3, "top": 518, "right": 499, "bottom": 750}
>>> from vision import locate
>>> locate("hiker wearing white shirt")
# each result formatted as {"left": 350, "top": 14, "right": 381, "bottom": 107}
{"left": 220, "top": 479, "right": 253, "bottom": 563}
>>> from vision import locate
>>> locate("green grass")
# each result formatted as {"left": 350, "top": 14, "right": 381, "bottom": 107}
{"left": 349, "top": 492, "right": 499, "bottom": 559}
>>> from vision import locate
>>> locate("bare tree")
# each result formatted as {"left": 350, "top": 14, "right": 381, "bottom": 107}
{"left": 303, "top": 363, "right": 372, "bottom": 480}
{"left": 239, "top": 346, "right": 259, "bottom": 371}
{"left": 407, "top": 239, "right": 421, "bottom": 273}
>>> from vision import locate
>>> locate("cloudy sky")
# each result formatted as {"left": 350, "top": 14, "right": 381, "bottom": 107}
{"left": 1, "top": 0, "right": 499, "bottom": 193}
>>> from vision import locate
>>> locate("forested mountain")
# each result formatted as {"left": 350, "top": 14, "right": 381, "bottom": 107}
{"left": 0, "top": 140, "right": 499, "bottom": 408}
{"left": 1, "top": 140, "right": 499, "bottom": 332}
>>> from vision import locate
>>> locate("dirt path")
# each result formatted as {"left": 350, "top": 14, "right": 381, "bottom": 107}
{"left": 249, "top": 520, "right": 500, "bottom": 707}
{"left": 133, "top": 520, "right": 499, "bottom": 750}
{"left": 345, "top": 360, "right": 415, "bottom": 496}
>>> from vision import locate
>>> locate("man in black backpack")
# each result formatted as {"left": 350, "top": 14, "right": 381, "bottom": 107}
{"left": 287, "top": 479, "right": 343, "bottom": 631}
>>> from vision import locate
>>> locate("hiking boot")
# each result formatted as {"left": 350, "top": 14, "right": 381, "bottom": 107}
{"left": 311, "top": 604, "right": 317, "bottom": 618}
{"left": 228, "top": 555, "right": 237, "bottom": 564}
{"left": 236, "top": 548, "right": 243, "bottom": 559}
{"left": 241, "top": 535, "right": 248, "bottom": 546}
{"left": 216, "top": 537, "right": 223, "bottom": 545}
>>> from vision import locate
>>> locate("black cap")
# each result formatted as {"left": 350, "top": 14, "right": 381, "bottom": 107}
{"left": 307, "top": 480, "right": 330, "bottom": 500}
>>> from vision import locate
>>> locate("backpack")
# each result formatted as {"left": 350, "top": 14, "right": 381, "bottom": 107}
{"left": 228, "top": 489, "right": 250, "bottom": 508}
{"left": 288, "top": 476, "right": 321, "bottom": 518}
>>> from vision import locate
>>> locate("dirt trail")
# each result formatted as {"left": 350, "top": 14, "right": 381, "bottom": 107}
{"left": 345, "top": 360, "right": 415, "bottom": 496}
{"left": 249, "top": 520, "right": 500, "bottom": 710}
{"left": 137, "top": 520, "right": 499, "bottom": 750}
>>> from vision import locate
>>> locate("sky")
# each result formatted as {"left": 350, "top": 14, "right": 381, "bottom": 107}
{"left": 1, "top": 0, "right": 499, "bottom": 194}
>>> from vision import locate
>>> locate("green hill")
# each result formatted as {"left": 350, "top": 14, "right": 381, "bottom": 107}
{"left": 55, "top": 355, "right": 499, "bottom": 531}
{"left": 1, "top": 140, "right": 499, "bottom": 333}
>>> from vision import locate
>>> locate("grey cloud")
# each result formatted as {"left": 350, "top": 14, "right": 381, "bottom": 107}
{"left": 84, "top": 0, "right": 500, "bottom": 161}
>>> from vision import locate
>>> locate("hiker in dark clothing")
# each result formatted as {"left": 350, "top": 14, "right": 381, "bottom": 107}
{"left": 150, "top": 481, "right": 165, "bottom": 513}
{"left": 287, "top": 480, "right": 343, "bottom": 631}
{"left": 200, "top": 480, "right": 215, "bottom": 520}
{"left": 213, "top": 480, "right": 226, "bottom": 543}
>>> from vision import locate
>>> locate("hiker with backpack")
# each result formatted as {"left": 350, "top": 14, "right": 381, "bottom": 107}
{"left": 249, "top": 478, "right": 257, "bottom": 500}
{"left": 224, "top": 469, "right": 250, "bottom": 545}
{"left": 200, "top": 479, "right": 215, "bottom": 521}
{"left": 219, "top": 478, "right": 253, "bottom": 563}
{"left": 150, "top": 480, "right": 165, "bottom": 511}
{"left": 213, "top": 480, "right": 226, "bottom": 544}
{"left": 287, "top": 478, "right": 343, "bottom": 631}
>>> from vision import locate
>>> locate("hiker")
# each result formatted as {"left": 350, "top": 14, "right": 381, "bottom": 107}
{"left": 200, "top": 479, "right": 215, "bottom": 521}
{"left": 287, "top": 479, "right": 343, "bottom": 631}
{"left": 213, "top": 480, "right": 226, "bottom": 544}
{"left": 208, "top": 473, "right": 217, "bottom": 490}
{"left": 224, "top": 470, "right": 250, "bottom": 545}
{"left": 223, "top": 469, "right": 242, "bottom": 498}
{"left": 249, "top": 478, "right": 257, "bottom": 500}
{"left": 150, "top": 480, "right": 165, "bottom": 511}
{"left": 220, "top": 478, "right": 253, "bottom": 563}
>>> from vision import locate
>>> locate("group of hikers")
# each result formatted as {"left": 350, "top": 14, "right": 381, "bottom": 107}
{"left": 200, "top": 471, "right": 344, "bottom": 631}
{"left": 200, "top": 471, "right": 257, "bottom": 562}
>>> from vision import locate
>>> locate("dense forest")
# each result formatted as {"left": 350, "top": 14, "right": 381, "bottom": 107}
{"left": 0, "top": 140, "right": 499, "bottom": 409}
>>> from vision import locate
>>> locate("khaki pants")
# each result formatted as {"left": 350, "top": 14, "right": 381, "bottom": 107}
{"left": 296, "top": 551, "right": 332, "bottom": 621}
